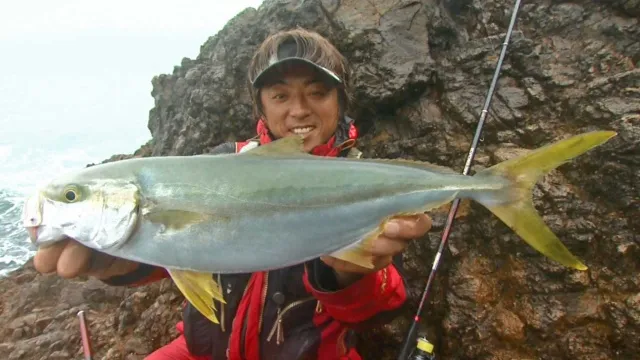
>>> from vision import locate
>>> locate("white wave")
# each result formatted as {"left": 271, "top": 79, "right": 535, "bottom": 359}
{"left": 0, "top": 188, "right": 36, "bottom": 277}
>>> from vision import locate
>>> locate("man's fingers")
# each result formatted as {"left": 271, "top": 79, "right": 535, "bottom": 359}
{"left": 33, "top": 240, "right": 67, "bottom": 274}
{"left": 57, "top": 240, "right": 93, "bottom": 279}
{"left": 320, "top": 255, "right": 394, "bottom": 274}
{"left": 370, "top": 237, "right": 407, "bottom": 257}
{"left": 384, "top": 213, "right": 432, "bottom": 239}
{"left": 84, "top": 250, "right": 116, "bottom": 278}
{"left": 320, "top": 256, "right": 371, "bottom": 274}
{"left": 93, "top": 257, "right": 139, "bottom": 279}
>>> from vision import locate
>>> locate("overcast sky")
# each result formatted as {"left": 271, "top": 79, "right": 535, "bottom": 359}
{"left": 0, "top": 1, "right": 265, "bottom": 39}
{"left": 0, "top": 0, "right": 265, "bottom": 163}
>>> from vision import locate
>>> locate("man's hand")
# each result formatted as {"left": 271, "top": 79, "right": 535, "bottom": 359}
{"left": 33, "top": 238, "right": 140, "bottom": 280}
{"left": 321, "top": 213, "right": 432, "bottom": 287}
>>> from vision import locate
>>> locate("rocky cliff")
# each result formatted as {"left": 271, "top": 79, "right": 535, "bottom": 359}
{"left": 1, "top": 0, "right": 638, "bottom": 359}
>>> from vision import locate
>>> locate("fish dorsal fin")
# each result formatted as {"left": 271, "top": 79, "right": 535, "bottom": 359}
{"left": 358, "top": 158, "right": 458, "bottom": 174}
{"left": 167, "top": 269, "right": 225, "bottom": 324}
{"left": 242, "top": 135, "right": 311, "bottom": 156}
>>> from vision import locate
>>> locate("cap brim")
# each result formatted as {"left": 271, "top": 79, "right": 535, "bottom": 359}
{"left": 251, "top": 57, "right": 342, "bottom": 88}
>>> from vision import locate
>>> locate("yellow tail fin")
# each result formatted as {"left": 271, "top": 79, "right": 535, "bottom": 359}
{"left": 475, "top": 131, "right": 617, "bottom": 270}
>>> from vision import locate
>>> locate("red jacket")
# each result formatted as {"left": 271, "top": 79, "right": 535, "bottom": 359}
{"left": 103, "top": 119, "right": 409, "bottom": 359}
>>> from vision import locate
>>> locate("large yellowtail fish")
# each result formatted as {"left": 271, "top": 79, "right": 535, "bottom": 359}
{"left": 22, "top": 131, "right": 616, "bottom": 324}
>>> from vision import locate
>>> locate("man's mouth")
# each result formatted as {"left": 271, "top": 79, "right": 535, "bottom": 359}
{"left": 291, "top": 126, "right": 315, "bottom": 136}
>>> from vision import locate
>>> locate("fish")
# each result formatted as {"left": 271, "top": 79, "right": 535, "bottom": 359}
{"left": 22, "top": 130, "right": 617, "bottom": 324}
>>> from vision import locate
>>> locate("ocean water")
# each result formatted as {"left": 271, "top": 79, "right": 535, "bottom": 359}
{"left": 0, "top": 188, "right": 31, "bottom": 275}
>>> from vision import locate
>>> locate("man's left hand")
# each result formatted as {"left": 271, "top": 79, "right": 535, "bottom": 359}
{"left": 320, "top": 213, "right": 432, "bottom": 287}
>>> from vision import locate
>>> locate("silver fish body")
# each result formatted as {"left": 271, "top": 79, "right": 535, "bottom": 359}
{"left": 23, "top": 132, "right": 616, "bottom": 276}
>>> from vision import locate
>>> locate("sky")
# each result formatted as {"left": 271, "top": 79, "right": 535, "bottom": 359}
{"left": 0, "top": 1, "right": 265, "bottom": 38}
{"left": 0, "top": 0, "right": 265, "bottom": 174}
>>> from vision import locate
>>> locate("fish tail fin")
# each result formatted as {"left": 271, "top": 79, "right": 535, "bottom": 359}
{"left": 474, "top": 131, "right": 616, "bottom": 270}
{"left": 167, "top": 269, "right": 225, "bottom": 324}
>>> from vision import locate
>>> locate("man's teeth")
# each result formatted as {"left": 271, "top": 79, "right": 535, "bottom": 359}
{"left": 292, "top": 127, "right": 314, "bottom": 134}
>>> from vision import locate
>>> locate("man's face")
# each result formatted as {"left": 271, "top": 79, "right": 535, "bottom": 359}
{"left": 258, "top": 63, "right": 340, "bottom": 152}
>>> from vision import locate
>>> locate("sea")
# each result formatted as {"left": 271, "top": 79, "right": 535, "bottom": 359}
{"left": 0, "top": 34, "right": 191, "bottom": 277}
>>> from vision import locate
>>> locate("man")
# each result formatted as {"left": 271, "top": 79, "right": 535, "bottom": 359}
{"left": 33, "top": 28, "right": 432, "bottom": 359}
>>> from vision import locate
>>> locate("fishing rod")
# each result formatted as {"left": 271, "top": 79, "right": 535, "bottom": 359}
{"left": 397, "top": 0, "right": 523, "bottom": 358}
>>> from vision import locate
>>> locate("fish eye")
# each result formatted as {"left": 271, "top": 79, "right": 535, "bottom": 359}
{"left": 63, "top": 186, "right": 80, "bottom": 202}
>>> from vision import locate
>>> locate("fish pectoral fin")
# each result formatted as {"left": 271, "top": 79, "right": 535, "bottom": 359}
{"left": 242, "top": 135, "right": 311, "bottom": 156}
{"left": 329, "top": 229, "right": 381, "bottom": 270}
{"left": 144, "top": 210, "right": 211, "bottom": 231}
{"left": 167, "top": 269, "right": 225, "bottom": 324}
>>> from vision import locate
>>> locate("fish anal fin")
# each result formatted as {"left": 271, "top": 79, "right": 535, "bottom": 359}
{"left": 329, "top": 228, "right": 383, "bottom": 270}
{"left": 167, "top": 269, "right": 225, "bottom": 324}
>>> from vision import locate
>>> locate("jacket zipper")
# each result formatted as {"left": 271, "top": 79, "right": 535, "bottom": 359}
{"left": 266, "top": 296, "right": 316, "bottom": 345}
{"left": 218, "top": 273, "right": 225, "bottom": 332}
{"left": 258, "top": 272, "right": 269, "bottom": 332}
{"left": 337, "top": 327, "right": 348, "bottom": 356}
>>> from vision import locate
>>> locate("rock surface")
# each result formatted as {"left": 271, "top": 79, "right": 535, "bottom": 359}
{"left": 1, "top": 0, "right": 638, "bottom": 359}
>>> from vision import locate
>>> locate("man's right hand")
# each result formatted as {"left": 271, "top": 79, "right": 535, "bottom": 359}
{"left": 33, "top": 238, "right": 140, "bottom": 280}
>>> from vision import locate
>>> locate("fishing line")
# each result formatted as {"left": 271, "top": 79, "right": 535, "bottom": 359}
{"left": 397, "top": 0, "right": 523, "bottom": 358}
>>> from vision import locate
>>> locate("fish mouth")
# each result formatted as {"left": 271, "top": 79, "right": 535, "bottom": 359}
{"left": 27, "top": 226, "right": 61, "bottom": 248}
{"left": 26, "top": 226, "right": 38, "bottom": 243}
{"left": 22, "top": 193, "right": 43, "bottom": 245}
{"left": 22, "top": 192, "right": 66, "bottom": 247}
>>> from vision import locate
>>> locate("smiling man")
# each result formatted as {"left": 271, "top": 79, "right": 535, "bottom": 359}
{"left": 33, "top": 28, "right": 432, "bottom": 359}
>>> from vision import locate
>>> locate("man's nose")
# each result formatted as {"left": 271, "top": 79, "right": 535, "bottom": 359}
{"left": 289, "top": 95, "right": 311, "bottom": 118}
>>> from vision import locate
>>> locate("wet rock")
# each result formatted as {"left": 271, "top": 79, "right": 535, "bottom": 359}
{"left": 125, "top": 336, "right": 152, "bottom": 355}
{"left": 492, "top": 309, "right": 525, "bottom": 342}
{"left": 34, "top": 316, "right": 53, "bottom": 333}
{"left": 8, "top": 349, "right": 26, "bottom": 360}
{"left": 0, "top": 342, "right": 15, "bottom": 354}
{"left": 49, "top": 351, "right": 70, "bottom": 360}
{"left": 11, "top": 327, "right": 27, "bottom": 342}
